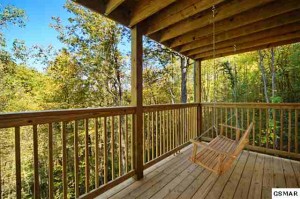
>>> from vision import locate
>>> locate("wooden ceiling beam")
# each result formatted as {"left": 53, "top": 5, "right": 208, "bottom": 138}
{"left": 170, "top": 0, "right": 300, "bottom": 48}
{"left": 186, "top": 22, "right": 300, "bottom": 57}
{"left": 129, "top": 0, "right": 176, "bottom": 27}
{"left": 180, "top": 10, "right": 300, "bottom": 53}
{"left": 199, "top": 38, "right": 300, "bottom": 60}
{"left": 156, "top": 0, "right": 274, "bottom": 42}
{"left": 105, "top": 0, "right": 126, "bottom": 15}
{"left": 75, "top": 0, "right": 130, "bottom": 26}
{"left": 143, "top": 0, "right": 226, "bottom": 35}
{"left": 193, "top": 31, "right": 300, "bottom": 60}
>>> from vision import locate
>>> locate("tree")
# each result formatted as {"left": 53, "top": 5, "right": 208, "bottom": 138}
{"left": 50, "top": 0, "right": 128, "bottom": 107}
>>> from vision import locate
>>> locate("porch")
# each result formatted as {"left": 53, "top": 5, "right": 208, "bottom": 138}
{"left": 0, "top": 103, "right": 299, "bottom": 198}
{"left": 1, "top": 0, "right": 300, "bottom": 198}
{"left": 97, "top": 145, "right": 300, "bottom": 199}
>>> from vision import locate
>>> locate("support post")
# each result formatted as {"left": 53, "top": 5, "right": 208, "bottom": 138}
{"left": 194, "top": 60, "right": 202, "bottom": 137}
{"left": 131, "top": 25, "right": 143, "bottom": 180}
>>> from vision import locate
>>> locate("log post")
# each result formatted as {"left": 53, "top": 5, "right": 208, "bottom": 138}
{"left": 131, "top": 25, "right": 144, "bottom": 179}
{"left": 194, "top": 60, "right": 202, "bottom": 137}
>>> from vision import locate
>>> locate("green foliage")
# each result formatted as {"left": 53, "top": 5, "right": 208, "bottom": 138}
{"left": 0, "top": 4, "right": 26, "bottom": 47}
{"left": 0, "top": 1, "right": 300, "bottom": 198}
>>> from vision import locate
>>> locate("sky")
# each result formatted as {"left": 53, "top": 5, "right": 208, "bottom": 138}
{"left": 2, "top": 0, "right": 73, "bottom": 70}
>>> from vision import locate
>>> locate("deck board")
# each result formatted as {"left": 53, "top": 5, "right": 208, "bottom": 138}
{"left": 205, "top": 151, "right": 244, "bottom": 199}
{"left": 96, "top": 145, "right": 300, "bottom": 199}
{"left": 291, "top": 160, "right": 300, "bottom": 187}
{"left": 282, "top": 159, "right": 298, "bottom": 187}
{"left": 219, "top": 149, "right": 249, "bottom": 199}
{"left": 233, "top": 151, "right": 256, "bottom": 199}
{"left": 261, "top": 155, "right": 274, "bottom": 199}
{"left": 248, "top": 153, "right": 265, "bottom": 199}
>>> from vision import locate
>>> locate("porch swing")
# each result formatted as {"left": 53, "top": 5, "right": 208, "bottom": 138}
{"left": 189, "top": 5, "right": 254, "bottom": 175}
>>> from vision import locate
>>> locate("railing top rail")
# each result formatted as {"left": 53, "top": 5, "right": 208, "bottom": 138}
{"left": 201, "top": 102, "right": 300, "bottom": 109}
{"left": 0, "top": 106, "right": 136, "bottom": 128}
{"left": 143, "top": 103, "right": 199, "bottom": 112}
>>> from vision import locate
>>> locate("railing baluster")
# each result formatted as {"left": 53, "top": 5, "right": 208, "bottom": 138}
{"left": 185, "top": 108, "right": 188, "bottom": 141}
{"left": 280, "top": 110, "right": 283, "bottom": 151}
{"left": 172, "top": 109, "right": 174, "bottom": 147}
{"left": 220, "top": 108, "right": 223, "bottom": 129}
{"left": 33, "top": 125, "right": 39, "bottom": 199}
{"left": 288, "top": 110, "right": 292, "bottom": 153}
{"left": 225, "top": 108, "right": 228, "bottom": 137}
{"left": 235, "top": 108, "right": 238, "bottom": 140}
{"left": 241, "top": 108, "right": 244, "bottom": 130}
{"left": 163, "top": 111, "right": 165, "bottom": 154}
{"left": 85, "top": 119, "right": 90, "bottom": 192}
{"left": 15, "top": 127, "right": 21, "bottom": 199}
{"left": 118, "top": 115, "right": 122, "bottom": 177}
{"left": 131, "top": 114, "right": 135, "bottom": 171}
{"left": 252, "top": 108, "right": 255, "bottom": 146}
{"left": 95, "top": 118, "right": 99, "bottom": 187}
{"left": 183, "top": 108, "right": 185, "bottom": 144}
{"left": 111, "top": 116, "right": 115, "bottom": 180}
{"left": 188, "top": 108, "right": 190, "bottom": 141}
{"left": 171, "top": 110, "right": 174, "bottom": 148}
{"left": 143, "top": 114, "right": 146, "bottom": 163}
{"left": 159, "top": 111, "right": 162, "bottom": 157}
{"left": 125, "top": 115, "right": 128, "bottom": 173}
{"left": 62, "top": 122, "right": 67, "bottom": 198}
{"left": 186, "top": 109, "right": 188, "bottom": 141}
{"left": 188, "top": 108, "right": 191, "bottom": 140}
{"left": 175, "top": 109, "right": 178, "bottom": 148}
{"left": 74, "top": 121, "right": 79, "bottom": 197}
{"left": 230, "top": 108, "right": 233, "bottom": 139}
{"left": 156, "top": 111, "right": 158, "bottom": 158}
{"left": 168, "top": 110, "right": 172, "bottom": 148}
{"left": 266, "top": 109, "right": 269, "bottom": 149}
{"left": 147, "top": 113, "right": 150, "bottom": 161}
{"left": 295, "top": 110, "right": 298, "bottom": 154}
{"left": 273, "top": 109, "right": 276, "bottom": 149}
{"left": 195, "top": 107, "right": 197, "bottom": 137}
{"left": 191, "top": 108, "right": 193, "bottom": 139}
{"left": 48, "top": 123, "right": 54, "bottom": 199}
{"left": 151, "top": 112, "right": 154, "bottom": 160}
{"left": 166, "top": 111, "right": 168, "bottom": 151}
{"left": 259, "top": 109, "right": 262, "bottom": 147}
{"left": 103, "top": 117, "right": 108, "bottom": 184}
{"left": 178, "top": 108, "right": 182, "bottom": 145}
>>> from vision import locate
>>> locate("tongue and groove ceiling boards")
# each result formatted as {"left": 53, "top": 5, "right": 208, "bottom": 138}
{"left": 75, "top": 0, "right": 300, "bottom": 60}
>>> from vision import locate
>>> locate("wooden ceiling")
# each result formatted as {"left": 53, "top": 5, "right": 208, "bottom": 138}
{"left": 75, "top": 0, "right": 300, "bottom": 60}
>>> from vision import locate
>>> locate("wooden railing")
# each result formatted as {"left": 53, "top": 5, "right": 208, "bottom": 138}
{"left": 143, "top": 103, "right": 198, "bottom": 169}
{"left": 201, "top": 103, "right": 300, "bottom": 159}
{"left": 0, "top": 107, "right": 136, "bottom": 199}
{"left": 1, "top": 102, "right": 299, "bottom": 198}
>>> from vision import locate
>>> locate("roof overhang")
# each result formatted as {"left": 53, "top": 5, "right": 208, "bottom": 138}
{"left": 75, "top": 0, "right": 300, "bottom": 60}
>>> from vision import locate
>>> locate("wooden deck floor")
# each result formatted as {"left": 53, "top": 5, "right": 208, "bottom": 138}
{"left": 96, "top": 145, "right": 300, "bottom": 199}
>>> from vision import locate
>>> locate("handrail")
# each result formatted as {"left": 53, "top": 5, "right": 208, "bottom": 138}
{"left": 0, "top": 106, "right": 136, "bottom": 128}
{"left": 143, "top": 103, "right": 199, "bottom": 112}
{"left": 201, "top": 102, "right": 300, "bottom": 109}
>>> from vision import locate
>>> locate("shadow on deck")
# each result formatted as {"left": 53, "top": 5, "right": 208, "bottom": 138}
{"left": 97, "top": 145, "right": 300, "bottom": 199}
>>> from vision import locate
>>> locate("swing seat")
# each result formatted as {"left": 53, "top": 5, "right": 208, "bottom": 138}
{"left": 190, "top": 122, "right": 253, "bottom": 175}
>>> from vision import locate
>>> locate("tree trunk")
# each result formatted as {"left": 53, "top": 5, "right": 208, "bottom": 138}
{"left": 271, "top": 47, "right": 276, "bottom": 98}
{"left": 258, "top": 50, "right": 269, "bottom": 103}
{"left": 180, "top": 57, "right": 188, "bottom": 103}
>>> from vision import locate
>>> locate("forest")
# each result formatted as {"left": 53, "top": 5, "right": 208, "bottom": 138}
{"left": 0, "top": 1, "right": 300, "bottom": 198}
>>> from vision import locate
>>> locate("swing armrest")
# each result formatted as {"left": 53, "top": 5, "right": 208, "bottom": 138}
{"left": 190, "top": 139, "right": 236, "bottom": 158}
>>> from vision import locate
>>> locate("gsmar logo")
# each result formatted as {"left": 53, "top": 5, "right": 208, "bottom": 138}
{"left": 272, "top": 188, "right": 300, "bottom": 198}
